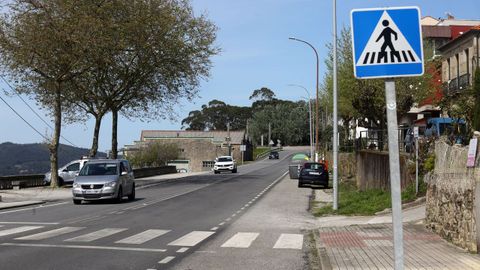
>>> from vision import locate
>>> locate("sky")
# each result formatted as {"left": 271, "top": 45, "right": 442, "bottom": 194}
{"left": 1, "top": 0, "right": 479, "bottom": 152}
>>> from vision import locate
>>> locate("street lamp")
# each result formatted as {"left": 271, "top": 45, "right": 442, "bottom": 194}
{"left": 289, "top": 37, "right": 320, "bottom": 161}
{"left": 288, "top": 84, "right": 314, "bottom": 159}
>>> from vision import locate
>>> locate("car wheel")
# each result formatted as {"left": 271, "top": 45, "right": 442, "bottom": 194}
{"left": 128, "top": 184, "right": 135, "bottom": 201}
{"left": 232, "top": 168, "right": 237, "bottom": 173}
{"left": 73, "top": 199, "right": 81, "bottom": 205}
{"left": 298, "top": 182, "right": 303, "bottom": 188}
{"left": 57, "top": 177, "right": 64, "bottom": 187}
{"left": 116, "top": 186, "right": 123, "bottom": 203}
{"left": 214, "top": 170, "right": 219, "bottom": 174}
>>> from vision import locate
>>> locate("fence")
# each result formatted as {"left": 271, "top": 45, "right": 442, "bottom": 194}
{"left": 357, "top": 128, "right": 411, "bottom": 152}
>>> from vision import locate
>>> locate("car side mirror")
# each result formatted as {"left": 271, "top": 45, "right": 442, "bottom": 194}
{"left": 121, "top": 171, "right": 128, "bottom": 176}
{"left": 75, "top": 173, "right": 79, "bottom": 177}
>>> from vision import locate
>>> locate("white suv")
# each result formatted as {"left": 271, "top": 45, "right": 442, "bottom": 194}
{"left": 44, "top": 158, "right": 89, "bottom": 186}
{"left": 213, "top": 156, "right": 237, "bottom": 174}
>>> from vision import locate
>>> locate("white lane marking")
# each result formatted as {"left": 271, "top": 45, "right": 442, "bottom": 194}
{"left": 225, "top": 218, "right": 231, "bottom": 221}
{"left": 115, "top": 229, "right": 170, "bottom": 245}
{"left": 221, "top": 232, "right": 259, "bottom": 248}
{"left": 168, "top": 231, "right": 215, "bottom": 247}
{"left": 65, "top": 228, "right": 127, "bottom": 242}
{"left": 158, "top": 256, "right": 175, "bottom": 264}
{"left": 241, "top": 207, "right": 245, "bottom": 210}
{"left": 210, "top": 227, "right": 218, "bottom": 231}
{"left": 236, "top": 210, "right": 241, "bottom": 214}
{"left": 176, "top": 247, "right": 189, "bottom": 253}
{"left": 0, "top": 243, "right": 166, "bottom": 252}
{"left": 273, "top": 234, "right": 304, "bottom": 249}
{"left": 0, "top": 202, "right": 68, "bottom": 215}
{"left": 218, "top": 222, "right": 225, "bottom": 226}
{"left": 231, "top": 214, "right": 236, "bottom": 217}
{"left": 0, "top": 222, "right": 59, "bottom": 225}
{"left": 15, "top": 227, "right": 84, "bottom": 240}
{"left": 0, "top": 226, "right": 43, "bottom": 237}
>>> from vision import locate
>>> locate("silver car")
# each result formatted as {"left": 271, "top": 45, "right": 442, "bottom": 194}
{"left": 72, "top": 159, "right": 135, "bottom": 204}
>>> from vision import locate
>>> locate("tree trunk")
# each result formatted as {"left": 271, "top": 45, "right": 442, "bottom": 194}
{"left": 89, "top": 114, "right": 103, "bottom": 157}
{"left": 49, "top": 88, "right": 62, "bottom": 188}
{"left": 111, "top": 109, "right": 118, "bottom": 159}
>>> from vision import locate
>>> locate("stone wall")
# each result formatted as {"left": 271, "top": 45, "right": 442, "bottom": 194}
{"left": 425, "top": 137, "right": 480, "bottom": 253}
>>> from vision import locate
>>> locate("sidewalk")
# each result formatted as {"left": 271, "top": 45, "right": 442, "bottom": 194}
{"left": 313, "top": 189, "right": 480, "bottom": 270}
{"left": 0, "top": 171, "right": 210, "bottom": 210}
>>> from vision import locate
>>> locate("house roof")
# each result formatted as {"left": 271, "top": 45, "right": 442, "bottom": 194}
{"left": 140, "top": 130, "right": 246, "bottom": 144}
{"left": 438, "top": 26, "right": 480, "bottom": 52}
{"left": 422, "top": 25, "right": 451, "bottom": 38}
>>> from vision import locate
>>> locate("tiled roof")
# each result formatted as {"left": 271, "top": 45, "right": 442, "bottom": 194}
{"left": 140, "top": 130, "right": 246, "bottom": 144}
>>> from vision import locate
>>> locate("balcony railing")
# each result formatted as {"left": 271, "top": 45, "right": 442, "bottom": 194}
{"left": 458, "top": 73, "right": 470, "bottom": 90}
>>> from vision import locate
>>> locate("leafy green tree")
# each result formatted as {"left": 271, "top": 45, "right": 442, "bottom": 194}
{"left": 181, "top": 100, "right": 252, "bottom": 130}
{"left": 0, "top": 0, "right": 96, "bottom": 187}
{"left": 472, "top": 69, "right": 480, "bottom": 131}
{"left": 128, "top": 142, "right": 179, "bottom": 168}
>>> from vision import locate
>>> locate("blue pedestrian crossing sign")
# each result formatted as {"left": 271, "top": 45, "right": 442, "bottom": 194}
{"left": 351, "top": 6, "right": 424, "bottom": 79}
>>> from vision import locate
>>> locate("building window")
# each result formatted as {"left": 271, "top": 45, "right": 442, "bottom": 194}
{"left": 202, "top": 161, "right": 215, "bottom": 168}
{"left": 447, "top": 58, "right": 451, "bottom": 80}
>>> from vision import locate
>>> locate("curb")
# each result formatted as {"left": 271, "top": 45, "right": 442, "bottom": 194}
{"left": 0, "top": 201, "right": 44, "bottom": 210}
{"left": 313, "top": 229, "right": 333, "bottom": 270}
{"left": 375, "top": 196, "right": 426, "bottom": 216}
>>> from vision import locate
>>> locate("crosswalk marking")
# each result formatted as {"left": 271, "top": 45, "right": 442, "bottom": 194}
{"left": 221, "top": 232, "right": 259, "bottom": 248}
{"left": 65, "top": 228, "right": 127, "bottom": 242}
{"left": 0, "top": 242, "right": 166, "bottom": 253}
{"left": 273, "top": 234, "right": 303, "bottom": 250}
{"left": 15, "top": 227, "right": 84, "bottom": 241}
{"left": 115, "top": 229, "right": 170, "bottom": 244}
{"left": 168, "top": 231, "right": 215, "bottom": 247}
{"left": 0, "top": 226, "right": 43, "bottom": 237}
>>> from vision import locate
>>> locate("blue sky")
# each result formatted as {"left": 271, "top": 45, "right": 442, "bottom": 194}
{"left": 1, "top": 0, "right": 479, "bottom": 152}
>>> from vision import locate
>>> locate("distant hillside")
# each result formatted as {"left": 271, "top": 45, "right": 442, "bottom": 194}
{"left": 0, "top": 142, "right": 106, "bottom": 176}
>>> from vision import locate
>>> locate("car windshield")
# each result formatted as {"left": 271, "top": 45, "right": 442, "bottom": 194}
{"left": 303, "top": 163, "right": 324, "bottom": 172}
{"left": 79, "top": 163, "right": 118, "bottom": 176}
{"left": 218, "top": 157, "right": 232, "bottom": 162}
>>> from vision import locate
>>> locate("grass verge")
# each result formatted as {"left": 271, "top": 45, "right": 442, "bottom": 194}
{"left": 312, "top": 179, "right": 427, "bottom": 217}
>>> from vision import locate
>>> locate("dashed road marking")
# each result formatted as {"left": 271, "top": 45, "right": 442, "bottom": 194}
{"left": 210, "top": 227, "right": 218, "bottom": 231}
{"left": 168, "top": 231, "right": 215, "bottom": 247}
{"left": 0, "top": 222, "right": 59, "bottom": 225}
{"left": 158, "top": 256, "right": 175, "bottom": 264}
{"left": 218, "top": 222, "right": 225, "bottom": 226}
{"left": 221, "top": 232, "right": 259, "bottom": 248}
{"left": 176, "top": 247, "right": 189, "bottom": 253}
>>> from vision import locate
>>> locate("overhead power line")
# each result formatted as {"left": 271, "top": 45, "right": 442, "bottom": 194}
{"left": 0, "top": 77, "right": 78, "bottom": 147}
{"left": 0, "top": 94, "right": 50, "bottom": 142}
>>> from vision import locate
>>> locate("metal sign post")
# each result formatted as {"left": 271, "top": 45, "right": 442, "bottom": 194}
{"left": 351, "top": 7, "right": 423, "bottom": 269}
{"left": 385, "top": 79, "right": 404, "bottom": 270}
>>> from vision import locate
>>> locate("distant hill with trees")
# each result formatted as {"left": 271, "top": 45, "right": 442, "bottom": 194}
{"left": 0, "top": 142, "right": 106, "bottom": 176}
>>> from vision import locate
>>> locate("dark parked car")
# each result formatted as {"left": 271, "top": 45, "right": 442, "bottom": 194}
{"left": 298, "top": 162, "right": 329, "bottom": 188}
{"left": 269, "top": 151, "right": 279, "bottom": 159}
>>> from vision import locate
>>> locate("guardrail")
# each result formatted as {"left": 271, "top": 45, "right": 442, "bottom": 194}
{"left": 0, "top": 165, "right": 177, "bottom": 190}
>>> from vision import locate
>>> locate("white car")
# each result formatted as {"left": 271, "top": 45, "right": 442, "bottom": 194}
{"left": 213, "top": 156, "right": 237, "bottom": 174}
{"left": 44, "top": 158, "right": 89, "bottom": 186}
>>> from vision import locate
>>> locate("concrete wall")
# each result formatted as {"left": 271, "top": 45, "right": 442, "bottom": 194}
{"left": 425, "top": 137, "right": 480, "bottom": 252}
{"left": 355, "top": 150, "right": 414, "bottom": 191}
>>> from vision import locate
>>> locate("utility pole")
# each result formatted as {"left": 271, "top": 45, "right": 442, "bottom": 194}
{"left": 332, "top": 0, "right": 339, "bottom": 210}
{"left": 268, "top": 122, "right": 272, "bottom": 148}
{"left": 227, "top": 123, "right": 232, "bottom": 156}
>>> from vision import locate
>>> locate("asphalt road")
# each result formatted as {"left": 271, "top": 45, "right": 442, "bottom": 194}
{"left": 0, "top": 149, "right": 311, "bottom": 270}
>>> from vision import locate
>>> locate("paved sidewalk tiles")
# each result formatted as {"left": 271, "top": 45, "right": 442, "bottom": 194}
{"left": 317, "top": 223, "right": 480, "bottom": 270}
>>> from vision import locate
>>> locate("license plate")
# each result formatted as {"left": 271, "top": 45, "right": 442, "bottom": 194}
{"left": 309, "top": 172, "right": 320, "bottom": 175}
{"left": 84, "top": 190, "right": 98, "bottom": 194}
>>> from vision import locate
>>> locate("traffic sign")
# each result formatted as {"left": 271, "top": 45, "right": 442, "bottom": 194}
{"left": 413, "top": 126, "right": 419, "bottom": 139}
{"left": 351, "top": 6, "right": 423, "bottom": 79}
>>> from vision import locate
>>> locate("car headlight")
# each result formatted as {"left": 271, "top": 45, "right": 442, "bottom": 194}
{"left": 73, "top": 182, "right": 80, "bottom": 188}
{"left": 104, "top": 181, "right": 117, "bottom": 188}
